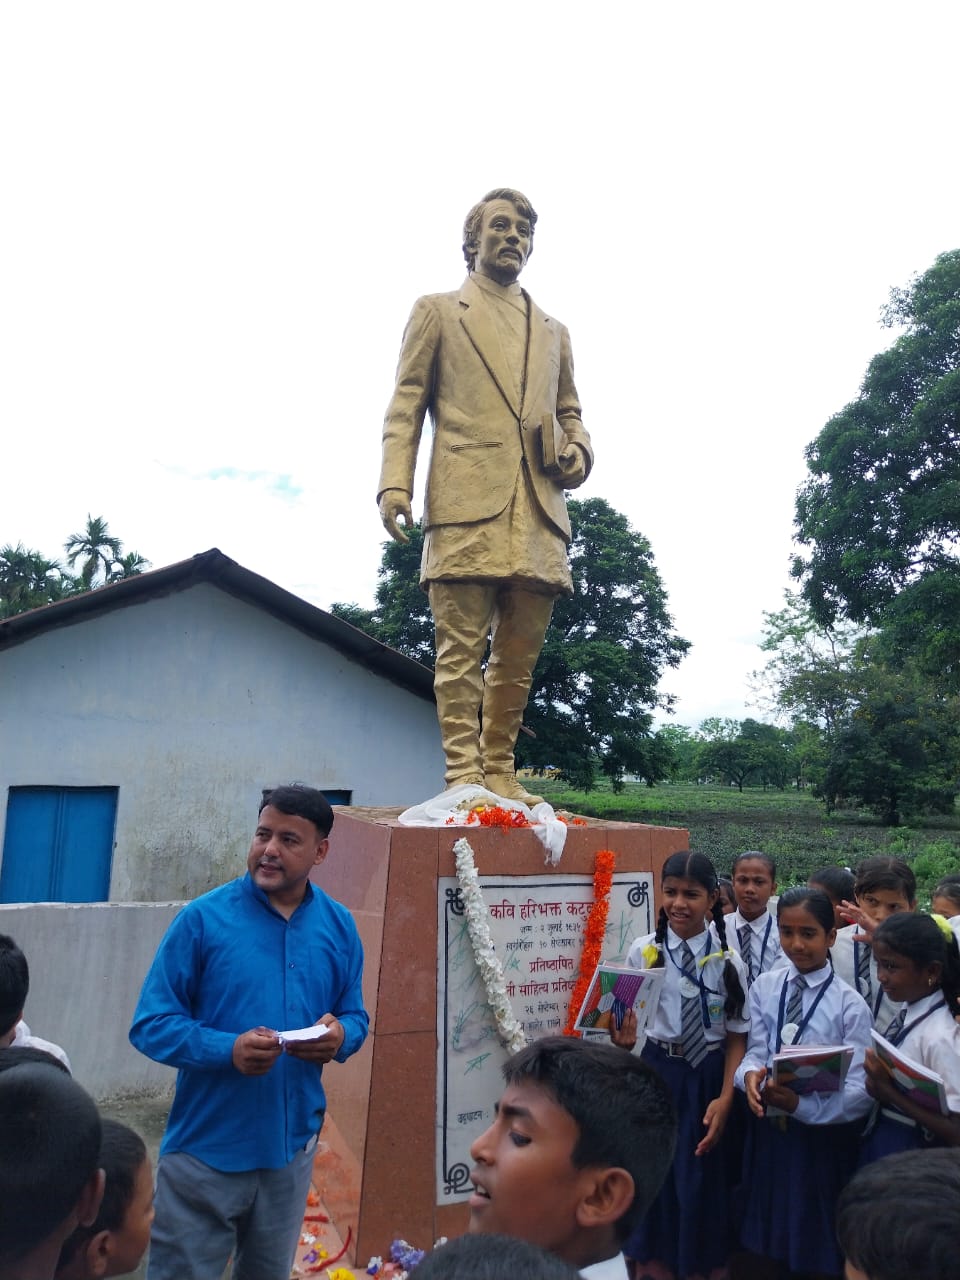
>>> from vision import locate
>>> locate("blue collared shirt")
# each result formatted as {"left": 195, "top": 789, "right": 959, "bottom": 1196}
{"left": 130, "top": 873, "right": 368, "bottom": 1170}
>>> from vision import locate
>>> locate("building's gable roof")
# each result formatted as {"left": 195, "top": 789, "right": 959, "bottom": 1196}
{"left": 0, "top": 548, "right": 435, "bottom": 702}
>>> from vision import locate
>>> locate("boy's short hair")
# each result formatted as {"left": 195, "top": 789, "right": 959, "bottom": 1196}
{"left": 808, "top": 865, "right": 856, "bottom": 903}
{"left": 415, "top": 1234, "right": 579, "bottom": 1280}
{"left": 502, "top": 1036, "right": 677, "bottom": 1240}
{"left": 58, "top": 1119, "right": 148, "bottom": 1268}
{"left": 260, "top": 784, "right": 334, "bottom": 837}
{"left": 837, "top": 1148, "right": 960, "bottom": 1280}
{"left": 853, "top": 856, "right": 916, "bottom": 903}
{"left": 0, "top": 1056, "right": 102, "bottom": 1265}
{"left": 0, "top": 933, "right": 29, "bottom": 1038}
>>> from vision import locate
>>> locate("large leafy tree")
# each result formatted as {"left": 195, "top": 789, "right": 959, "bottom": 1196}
{"left": 793, "top": 249, "right": 960, "bottom": 685}
{"left": 333, "top": 498, "right": 689, "bottom": 790}
{"left": 754, "top": 591, "right": 960, "bottom": 823}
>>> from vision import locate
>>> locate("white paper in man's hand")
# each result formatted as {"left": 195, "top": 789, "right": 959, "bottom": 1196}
{"left": 277, "top": 1025, "right": 329, "bottom": 1045}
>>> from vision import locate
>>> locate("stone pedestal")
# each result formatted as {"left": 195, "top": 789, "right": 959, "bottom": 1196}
{"left": 311, "top": 807, "right": 688, "bottom": 1263}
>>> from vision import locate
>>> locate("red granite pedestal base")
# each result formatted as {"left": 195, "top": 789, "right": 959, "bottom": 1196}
{"left": 311, "top": 807, "right": 689, "bottom": 1264}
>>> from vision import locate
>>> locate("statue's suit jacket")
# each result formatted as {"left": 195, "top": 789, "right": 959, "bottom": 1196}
{"left": 379, "top": 275, "right": 593, "bottom": 542}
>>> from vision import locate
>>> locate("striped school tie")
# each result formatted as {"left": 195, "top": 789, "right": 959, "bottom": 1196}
{"left": 679, "top": 940, "right": 709, "bottom": 1068}
{"left": 738, "top": 924, "right": 756, "bottom": 984}
{"left": 882, "top": 1006, "right": 907, "bottom": 1041}
{"left": 856, "top": 943, "right": 872, "bottom": 1000}
{"left": 785, "top": 974, "right": 807, "bottom": 1029}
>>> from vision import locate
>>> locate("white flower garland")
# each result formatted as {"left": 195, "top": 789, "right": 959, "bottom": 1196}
{"left": 453, "top": 837, "right": 527, "bottom": 1056}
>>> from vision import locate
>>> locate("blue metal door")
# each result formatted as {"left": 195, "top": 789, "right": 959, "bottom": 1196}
{"left": 0, "top": 787, "right": 117, "bottom": 903}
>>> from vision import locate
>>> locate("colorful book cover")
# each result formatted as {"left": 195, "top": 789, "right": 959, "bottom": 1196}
{"left": 871, "top": 1030, "right": 949, "bottom": 1117}
{"left": 772, "top": 1044, "right": 853, "bottom": 1096}
{"left": 574, "top": 964, "right": 664, "bottom": 1036}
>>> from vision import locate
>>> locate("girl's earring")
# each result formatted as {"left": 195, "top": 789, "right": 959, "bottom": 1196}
{"left": 929, "top": 977, "right": 935, "bottom": 987}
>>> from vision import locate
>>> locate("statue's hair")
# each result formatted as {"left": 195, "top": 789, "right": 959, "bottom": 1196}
{"left": 462, "top": 188, "right": 538, "bottom": 271}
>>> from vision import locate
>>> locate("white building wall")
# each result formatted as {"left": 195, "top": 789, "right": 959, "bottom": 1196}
{"left": 0, "top": 583, "right": 443, "bottom": 900}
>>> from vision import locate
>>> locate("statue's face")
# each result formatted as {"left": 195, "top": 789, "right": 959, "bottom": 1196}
{"left": 472, "top": 199, "right": 531, "bottom": 285}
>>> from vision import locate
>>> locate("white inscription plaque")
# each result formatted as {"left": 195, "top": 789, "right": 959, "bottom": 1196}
{"left": 435, "top": 871, "right": 653, "bottom": 1203}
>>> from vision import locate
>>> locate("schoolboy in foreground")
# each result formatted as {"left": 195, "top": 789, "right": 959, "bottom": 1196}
{"left": 836, "top": 1148, "right": 960, "bottom": 1280}
{"left": 130, "top": 784, "right": 368, "bottom": 1280}
{"left": 57, "top": 1120, "right": 154, "bottom": 1280}
{"left": 468, "top": 1037, "right": 677, "bottom": 1279}
{"left": 0, "top": 1053, "right": 104, "bottom": 1280}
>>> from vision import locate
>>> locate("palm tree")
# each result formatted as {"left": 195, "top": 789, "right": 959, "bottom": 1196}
{"left": 0, "top": 544, "right": 72, "bottom": 617}
{"left": 108, "top": 551, "right": 151, "bottom": 582}
{"left": 64, "top": 516, "right": 123, "bottom": 589}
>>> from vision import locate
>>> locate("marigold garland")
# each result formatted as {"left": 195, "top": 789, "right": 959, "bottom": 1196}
{"left": 444, "top": 804, "right": 532, "bottom": 830}
{"left": 564, "top": 849, "right": 617, "bottom": 1037}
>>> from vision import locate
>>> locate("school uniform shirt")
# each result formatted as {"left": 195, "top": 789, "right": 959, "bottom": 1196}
{"left": 580, "top": 1253, "right": 629, "bottom": 1280}
{"left": 831, "top": 923, "right": 899, "bottom": 1028}
{"left": 735, "top": 960, "right": 873, "bottom": 1124}
{"left": 878, "top": 991, "right": 960, "bottom": 1114}
{"left": 727, "top": 907, "right": 788, "bottom": 985}
{"left": 11, "top": 1020, "right": 72, "bottom": 1072}
{"left": 626, "top": 924, "right": 750, "bottom": 1045}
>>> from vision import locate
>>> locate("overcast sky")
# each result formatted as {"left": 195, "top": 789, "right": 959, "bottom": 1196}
{"left": 3, "top": 2, "right": 958, "bottom": 729}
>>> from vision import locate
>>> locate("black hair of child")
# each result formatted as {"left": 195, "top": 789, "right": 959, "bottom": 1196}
{"left": 651, "top": 850, "right": 746, "bottom": 1019}
{"left": 853, "top": 856, "right": 916, "bottom": 903}
{"left": 0, "top": 934, "right": 29, "bottom": 1039}
{"left": 260, "top": 783, "right": 335, "bottom": 837}
{"left": 933, "top": 876, "right": 960, "bottom": 910}
{"left": 731, "top": 850, "right": 777, "bottom": 879}
{"left": 837, "top": 1148, "right": 960, "bottom": 1280}
{"left": 416, "top": 1234, "right": 581, "bottom": 1280}
{"left": 807, "top": 864, "right": 856, "bottom": 904}
{"left": 57, "top": 1119, "right": 149, "bottom": 1268}
{"left": 502, "top": 1036, "right": 678, "bottom": 1241}
{"left": 0, "top": 1057, "right": 101, "bottom": 1266}
{"left": 776, "top": 885, "right": 836, "bottom": 934}
{"left": 873, "top": 912, "right": 960, "bottom": 1018}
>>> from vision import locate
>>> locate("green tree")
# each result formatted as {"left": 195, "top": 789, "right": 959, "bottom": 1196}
{"left": 656, "top": 723, "right": 701, "bottom": 781}
{"left": 333, "top": 498, "right": 690, "bottom": 791}
{"left": 64, "top": 515, "right": 124, "bottom": 589}
{"left": 695, "top": 719, "right": 758, "bottom": 791}
{"left": 0, "top": 544, "right": 74, "bottom": 618}
{"left": 793, "top": 249, "right": 960, "bottom": 686}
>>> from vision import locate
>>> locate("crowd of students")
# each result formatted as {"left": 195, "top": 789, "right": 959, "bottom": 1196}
{"left": 4, "top": 852, "right": 960, "bottom": 1280}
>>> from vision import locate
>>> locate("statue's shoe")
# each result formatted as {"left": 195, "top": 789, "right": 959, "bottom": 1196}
{"left": 484, "top": 773, "right": 544, "bottom": 807}
{"left": 444, "top": 773, "right": 485, "bottom": 790}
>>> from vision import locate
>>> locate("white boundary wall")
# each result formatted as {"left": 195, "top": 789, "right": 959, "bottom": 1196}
{"left": 1, "top": 901, "right": 183, "bottom": 1099}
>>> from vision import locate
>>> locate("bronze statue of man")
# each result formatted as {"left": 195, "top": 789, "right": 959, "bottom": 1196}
{"left": 378, "top": 188, "right": 593, "bottom": 804}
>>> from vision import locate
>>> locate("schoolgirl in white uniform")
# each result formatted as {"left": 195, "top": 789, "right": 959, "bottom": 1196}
{"left": 608, "top": 850, "right": 749, "bottom": 1280}
{"left": 861, "top": 910, "right": 960, "bottom": 1161}
{"left": 831, "top": 856, "right": 917, "bottom": 1029}
{"left": 736, "top": 886, "right": 873, "bottom": 1277}
{"left": 727, "top": 851, "right": 788, "bottom": 985}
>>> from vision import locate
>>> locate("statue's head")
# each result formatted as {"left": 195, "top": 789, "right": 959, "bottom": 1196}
{"left": 462, "top": 188, "right": 538, "bottom": 276}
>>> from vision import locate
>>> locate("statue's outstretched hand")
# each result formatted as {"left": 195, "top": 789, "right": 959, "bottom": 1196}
{"left": 379, "top": 489, "right": 414, "bottom": 543}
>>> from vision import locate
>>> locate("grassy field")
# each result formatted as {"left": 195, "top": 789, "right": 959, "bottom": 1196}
{"left": 533, "top": 780, "right": 960, "bottom": 903}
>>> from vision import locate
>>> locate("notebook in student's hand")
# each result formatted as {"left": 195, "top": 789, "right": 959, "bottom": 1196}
{"left": 574, "top": 965, "right": 664, "bottom": 1037}
{"left": 871, "top": 1030, "right": 949, "bottom": 1116}
{"left": 771, "top": 1044, "right": 854, "bottom": 1096}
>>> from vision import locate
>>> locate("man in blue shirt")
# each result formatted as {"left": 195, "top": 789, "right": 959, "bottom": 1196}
{"left": 130, "top": 784, "right": 368, "bottom": 1280}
